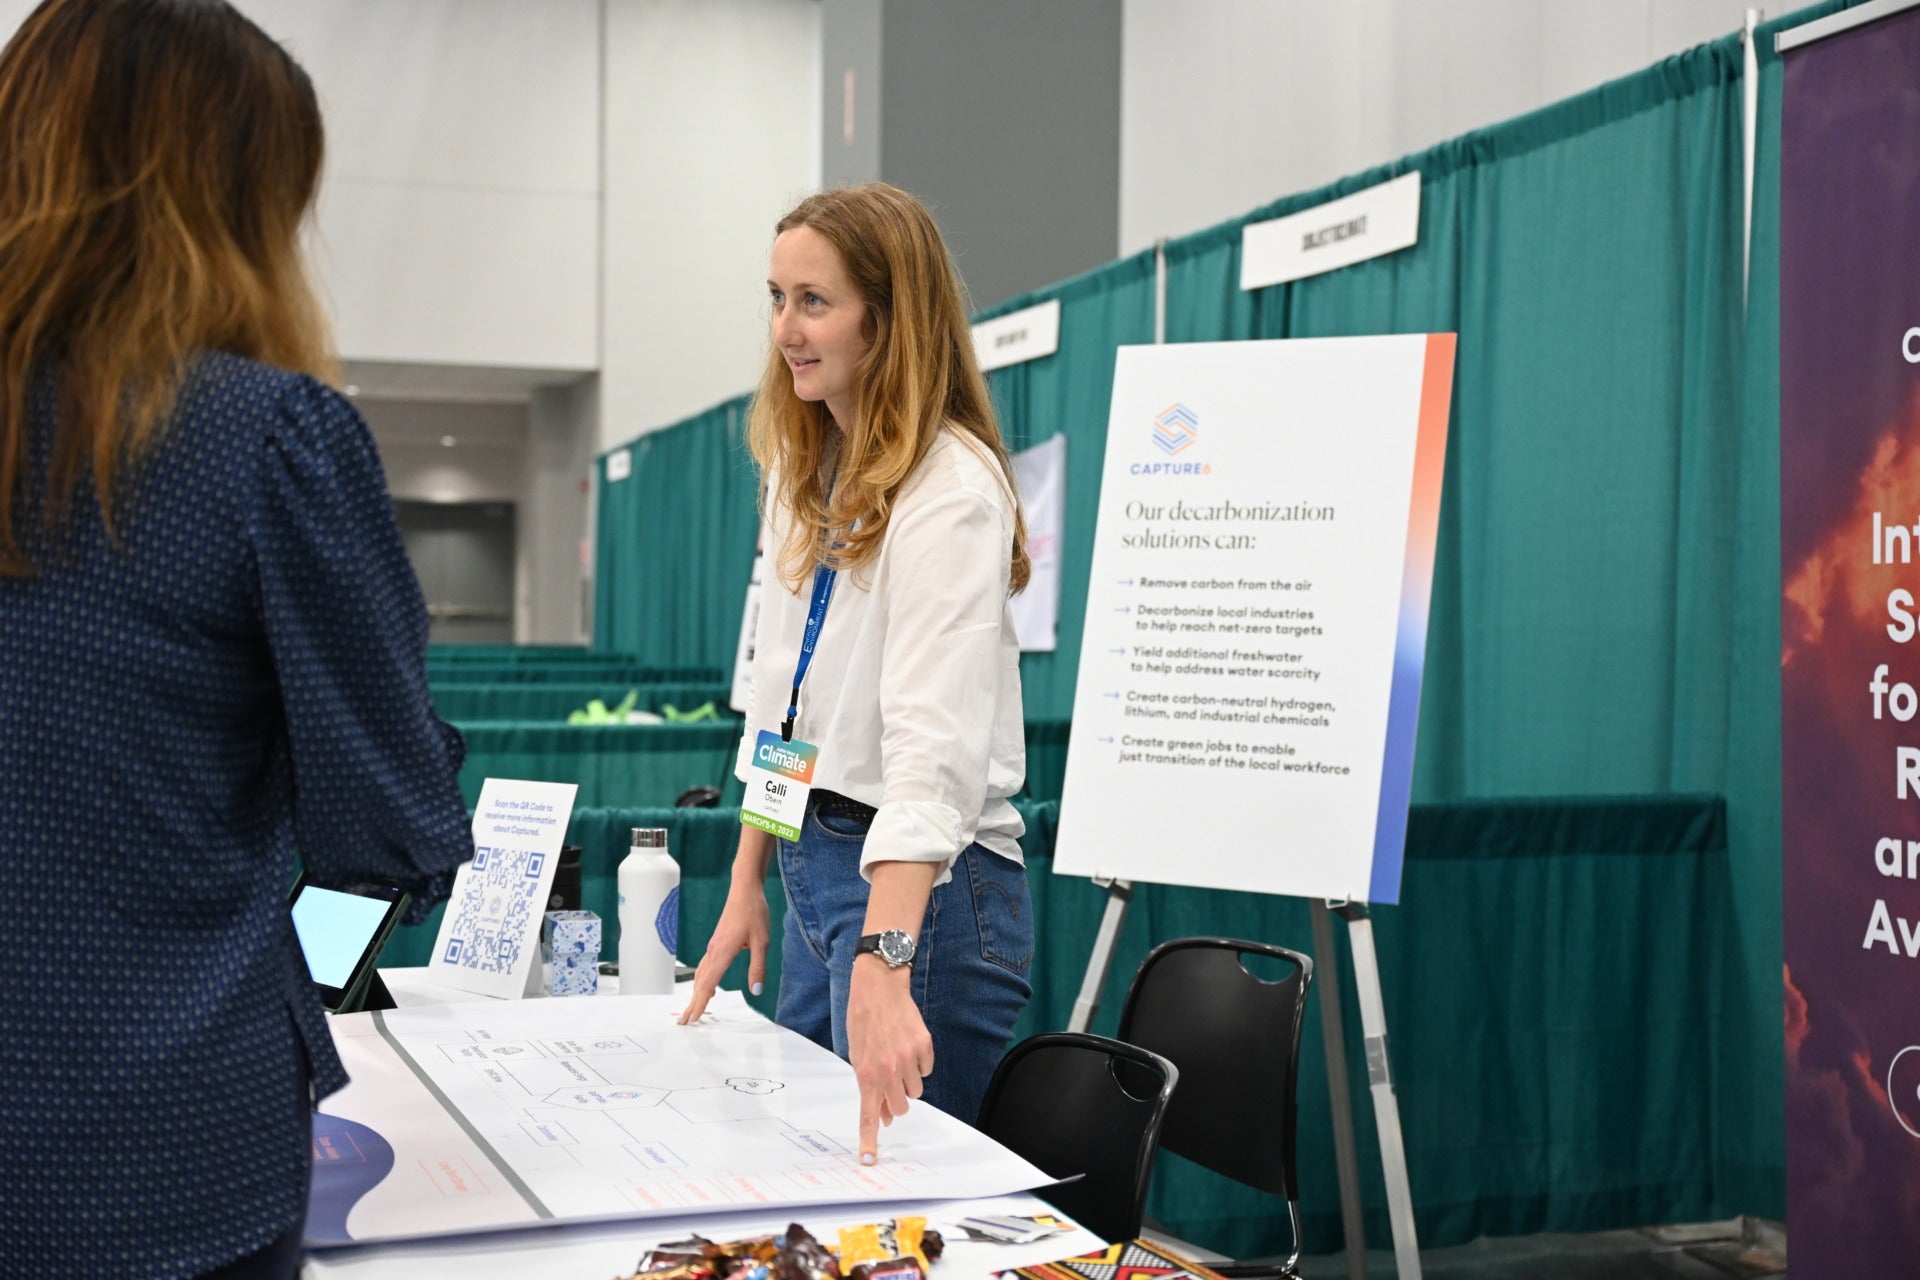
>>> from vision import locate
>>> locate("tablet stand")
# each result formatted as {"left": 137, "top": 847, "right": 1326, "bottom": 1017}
{"left": 336, "top": 968, "right": 397, "bottom": 1015}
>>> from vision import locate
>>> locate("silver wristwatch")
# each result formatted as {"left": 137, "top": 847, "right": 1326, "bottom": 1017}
{"left": 855, "top": 929, "right": 916, "bottom": 968}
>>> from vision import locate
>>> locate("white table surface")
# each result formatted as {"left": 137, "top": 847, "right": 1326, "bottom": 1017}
{"left": 300, "top": 970, "right": 1103, "bottom": 1279}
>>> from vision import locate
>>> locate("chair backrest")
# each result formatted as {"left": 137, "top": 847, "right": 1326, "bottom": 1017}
{"left": 975, "top": 1031, "right": 1179, "bottom": 1242}
{"left": 1116, "top": 937, "right": 1312, "bottom": 1198}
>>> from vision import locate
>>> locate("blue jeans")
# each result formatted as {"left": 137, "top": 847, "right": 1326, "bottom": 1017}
{"left": 775, "top": 795, "right": 1034, "bottom": 1126}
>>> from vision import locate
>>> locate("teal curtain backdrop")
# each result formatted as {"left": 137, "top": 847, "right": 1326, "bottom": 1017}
{"left": 570, "top": 0, "right": 1892, "bottom": 1246}
{"left": 975, "top": 251, "right": 1158, "bottom": 721}
{"left": 593, "top": 393, "right": 758, "bottom": 663}
{"left": 973, "top": 36, "right": 1788, "bottom": 1222}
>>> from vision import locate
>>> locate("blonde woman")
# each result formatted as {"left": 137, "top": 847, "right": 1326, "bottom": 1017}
{"left": 0, "top": 3, "right": 471, "bottom": 1274}
{"left": 681, "top": 184, "right": 1033, "bottom": 1160}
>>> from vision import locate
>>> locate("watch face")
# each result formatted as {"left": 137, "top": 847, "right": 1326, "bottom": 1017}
{"left": 877, "top": 929, "right": 915, "bottom": 966}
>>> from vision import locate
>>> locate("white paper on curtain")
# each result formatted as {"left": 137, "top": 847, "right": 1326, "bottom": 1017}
{"left": 1009, "top": 434, "right": 1065, "bottom": 652}
{"left": 729, "top": 526, "right": 768, "bottom": 714}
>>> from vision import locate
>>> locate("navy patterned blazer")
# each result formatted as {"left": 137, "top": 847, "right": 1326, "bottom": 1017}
{"left": 0, "top": 353, "right": 474, "bottom": 1277}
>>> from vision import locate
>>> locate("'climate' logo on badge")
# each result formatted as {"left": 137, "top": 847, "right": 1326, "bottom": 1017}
{"left": 754, "top": 730, "right": 817, "bottom": 782}
{"left": 1152, "top": 403, "right": 1198, "bottom": 455}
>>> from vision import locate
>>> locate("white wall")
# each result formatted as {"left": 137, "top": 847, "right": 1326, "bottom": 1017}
{"left": 0, "top": 0, "right": 811, "bottom": 643}
{"left": 600, "top": 0, "right": 823, "bottom": 452}
{"left": 0, "top": 0, "right": 603, "bottom": 373}
{"left": 1120, "top": 0, "right": 1763, "bottom": 255}
{"left": 256, "top": 0, "right": 601, "bottom": 645}
{"left": 242, "top": 0, "right": 602, "bottom": 372}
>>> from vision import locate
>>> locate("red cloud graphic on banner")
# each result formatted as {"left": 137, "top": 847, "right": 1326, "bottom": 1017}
{"left": 1785, "top": 396, "right": 1920, "bottom": 666}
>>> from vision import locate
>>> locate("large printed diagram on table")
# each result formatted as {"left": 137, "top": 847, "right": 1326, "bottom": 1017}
{"left": 308, "top": 992, "right": 1051, "bottom": 1247}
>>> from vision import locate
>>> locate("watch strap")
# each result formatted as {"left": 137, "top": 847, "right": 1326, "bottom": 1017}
{"left": 856, "top": 930, "right": 916, "bottom": 967}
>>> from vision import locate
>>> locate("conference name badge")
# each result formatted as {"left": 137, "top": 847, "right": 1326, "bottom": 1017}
{"left": 741, "top": 729, "right": 818, "bottom": 841}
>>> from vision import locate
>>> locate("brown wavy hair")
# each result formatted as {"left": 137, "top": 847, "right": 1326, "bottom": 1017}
{"left": 749, "top": 183, "right": 1030, "bottom": 594}
{"left": 0, "top": 0, "right": 336, "bottom": 576}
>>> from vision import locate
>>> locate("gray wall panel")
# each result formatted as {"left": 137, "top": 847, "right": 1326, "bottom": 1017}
{"left": 880, "top": 0, "right": 1120, "bottom": 309}
{"left": 822, "top": 0, "right": 885, "bottom": 188}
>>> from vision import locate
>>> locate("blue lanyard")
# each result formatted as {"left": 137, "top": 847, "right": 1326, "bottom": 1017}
{"left": 782, "top": 562, "right": 838, "bottom": 742}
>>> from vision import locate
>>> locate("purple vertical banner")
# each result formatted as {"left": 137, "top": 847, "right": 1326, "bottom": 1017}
{"left": 1781, "top": 9, "right": 1920, "bottom": 1275}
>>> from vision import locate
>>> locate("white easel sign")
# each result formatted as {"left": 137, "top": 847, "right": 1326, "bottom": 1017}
{"left": 1054, "top": 334, "right": 1454, "bottom": 904}
{"left": 427, "top": 777, "right": 580, "bottom": 999}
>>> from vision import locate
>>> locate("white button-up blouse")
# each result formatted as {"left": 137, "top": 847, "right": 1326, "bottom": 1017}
{"left": 733, "top": 428, "right": 1027, "bottom": 883}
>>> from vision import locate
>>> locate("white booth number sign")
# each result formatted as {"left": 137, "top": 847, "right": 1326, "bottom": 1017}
{"left": 1240, "top": 171, "right": 1421, "bottom": 290}
{"left": 972, "top": 298, "right": 1061, "bottom": 373}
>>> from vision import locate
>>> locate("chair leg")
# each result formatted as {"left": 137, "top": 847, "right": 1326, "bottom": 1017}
{"left": 1205, "top": 1199, "right": 1304, "bottom": 1278}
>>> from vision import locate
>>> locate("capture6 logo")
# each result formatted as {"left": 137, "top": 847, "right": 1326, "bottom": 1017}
{"left": 1152, "top": 403, "right": 1198, "bottom": 455}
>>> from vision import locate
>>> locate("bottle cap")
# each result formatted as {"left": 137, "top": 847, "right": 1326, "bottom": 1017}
{"left": 630, "top": 827, "right": 668, "bottom": 848}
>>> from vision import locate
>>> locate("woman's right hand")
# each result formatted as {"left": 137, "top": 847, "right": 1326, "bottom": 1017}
{"left": 677, "top": 873, "right": 772, "bottom": 1024}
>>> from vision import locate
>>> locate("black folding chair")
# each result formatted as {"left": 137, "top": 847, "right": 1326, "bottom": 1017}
{"left": 975, "top": 1031, "right": 1179, "bottom": 1243}
{"left": 1117, "top": 937, "right": 1314, "bottom": 1277}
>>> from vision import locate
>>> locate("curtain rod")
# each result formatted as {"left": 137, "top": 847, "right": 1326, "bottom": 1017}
{"left": 1777, "top": 0, "right": 1920, "bottom": 52}
{"left": 1742, "top": 8, "right": 1759, "bottom": 300}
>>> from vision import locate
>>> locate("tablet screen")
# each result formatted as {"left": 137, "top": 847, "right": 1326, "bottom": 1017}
{"left": 292, "top": 885, "right": 397, "bottom": 987}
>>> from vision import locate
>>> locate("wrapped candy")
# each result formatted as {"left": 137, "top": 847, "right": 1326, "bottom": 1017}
{"left": 845, "top": 1261, "right": 923, "bottom": 1280}
{"left": 627, "top": 1232, "right": 786, "bottom": 1280}
{"left": 838, "top": 1219, "right": 930, "bottom": 1270}
{"left": 621, "top": 1217, "right": 946, "bottom": 1280}
{"left": 775, "top": 1222, "right": 840, "bottom": 1280}
{"left": 622, "top": 1262, "right": 715, "bottom": 1280}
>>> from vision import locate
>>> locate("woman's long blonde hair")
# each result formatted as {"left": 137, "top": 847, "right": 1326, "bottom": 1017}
{"left": 0, "top": 0, "right": 336, "bottom": 575}
{"left": 749, "top": 183, "right": 1029, "bottom": 594}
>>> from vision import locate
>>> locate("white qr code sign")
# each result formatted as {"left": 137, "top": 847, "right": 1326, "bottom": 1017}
{"left": 428, "top": 778, "right": 578, "bottom": 999}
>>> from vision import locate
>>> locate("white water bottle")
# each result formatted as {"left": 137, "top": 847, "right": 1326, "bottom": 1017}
{"left": 617, "top": 827, "right": 680, "bottom": 994}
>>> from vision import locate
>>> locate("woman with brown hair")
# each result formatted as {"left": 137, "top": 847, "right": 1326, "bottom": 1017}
{"left": 680, "top": 183, "right": 1034, "bottom": 1161}
{"left": 0, "top": 2, "right": 471, "bottom": 1276}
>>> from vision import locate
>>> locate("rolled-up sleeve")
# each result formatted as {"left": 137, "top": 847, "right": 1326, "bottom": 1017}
{"left": 865, "top": 483, "right": 1012, "bottom": 884}
{"left": 247, "top": 378, "right": 474, "bottom": 918}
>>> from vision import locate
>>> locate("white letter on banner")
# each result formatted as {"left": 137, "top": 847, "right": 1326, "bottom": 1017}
{"left": 1892, "top": 590, "right": 1917, "bottom": 643}
{"left": 1865, "top": 899, "right": 1900, "bottom": 954}
{"left": 1900, "top": 747, "right": 1920, "bottom": 798}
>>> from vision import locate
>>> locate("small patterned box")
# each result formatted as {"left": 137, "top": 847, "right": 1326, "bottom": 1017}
{"left": 544, "top": 953, "right": 598, "bottom": 997}
{"left": 542, "top": 910, "right": 601, "bottom": 997}
{"left": 542, "top": 910, "right": 601, "bottom": 959}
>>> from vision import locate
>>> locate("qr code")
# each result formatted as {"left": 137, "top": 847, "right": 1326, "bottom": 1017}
{"left": 443, "top": 845, "right": 542, "bottom": 975}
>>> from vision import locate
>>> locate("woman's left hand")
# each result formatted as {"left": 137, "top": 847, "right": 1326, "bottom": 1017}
{"left": 846, "top": 955, "right": 934, "bottom": 1162}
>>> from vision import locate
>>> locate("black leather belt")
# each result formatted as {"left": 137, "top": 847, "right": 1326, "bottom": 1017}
{"left": 812, "top": 789, "right": 877, "bottom": 825}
